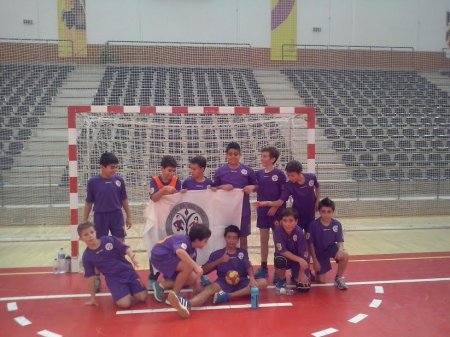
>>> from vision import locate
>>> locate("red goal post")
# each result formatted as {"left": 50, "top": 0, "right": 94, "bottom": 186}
{"left": 67, "top": 105, "right": 315, "bottom": 271}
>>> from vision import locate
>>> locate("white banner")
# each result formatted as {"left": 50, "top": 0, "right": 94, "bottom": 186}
{"left": 143, "top": 189, "right": 243, "bottom": 265}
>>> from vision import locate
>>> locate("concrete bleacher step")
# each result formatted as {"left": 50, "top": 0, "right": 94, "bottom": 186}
{"left": 253, "top": 70, "right": 303, "bottom": 107}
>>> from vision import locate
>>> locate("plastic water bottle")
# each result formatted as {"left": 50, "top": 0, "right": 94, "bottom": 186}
{"left": 276, "top": 287, "right": 295, "bottom": 295}
{"left": 57, "top": 248, "right": 66, "bottom": 274}
{"left": 65, "top": 256, "right": 72, "bottom": 273}
{"left": 52, "top": 258, "right": 58, "bottom": 274}
{"left": 251, "top": 287, "right": 259, "bottom": 309}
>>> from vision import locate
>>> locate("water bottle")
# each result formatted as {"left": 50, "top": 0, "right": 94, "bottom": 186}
{"left": 276, "top": 287, "right": 295, "bottom": 295}
{"left": 52, "top": 258, "right": 58, "bottom": 274}
{"left": 57, "top": 248, "right": 66, "bottom": 274}
{"left": 251, "top": 287, "right": 259, "bottom": 309}
{"left": 65, "top": 256, "right": 72, "bottom": 273}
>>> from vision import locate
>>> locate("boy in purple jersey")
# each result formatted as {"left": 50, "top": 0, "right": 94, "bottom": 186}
{"left": 168, "top": 225, "right": 267, "bottom": 318}
{"left": 273, "top": 208, "right": 311, "bottom": 294}
{"left": 147, "top": 155, "right": 182, "bottom": 289}
{"left": 83, "top": 152, "right": 132, "bottom": 292}
{"left": 213, "top": 142, "right": 257, "bottom": 250}
{"left": 150, "top": 225, "right": 211, "bottom": 305}
{"left": 78, "top": 222, "right": 147, "bottom": 308}
{"left": 256, "top": 160, "right": 320, "bottom": 233}
{"left": 254, "top": 146, "right": 286, "bottom": 279}
{"left": 181, "top": 156, "right": 213, "bottom": 190}
{"left": 309, "top": 198, "right": 349, "bottom": 290}
{"left": 149, "top": 155, "right": 182, "bottom": 202}
{"left": 83, "top": 152, "right": 132, "bottom": 240}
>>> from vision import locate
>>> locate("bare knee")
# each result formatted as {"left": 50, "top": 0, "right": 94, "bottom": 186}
{"left": 116, "top": 296, "right": 132, "bottom": 308}
{"left": 134, "top": 291, "right": 148, "bottom": 303}
{"left": 257, "top": 278, "right": 267, "bottom": 289}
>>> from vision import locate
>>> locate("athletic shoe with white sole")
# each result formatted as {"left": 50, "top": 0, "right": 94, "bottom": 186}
{"left": 168, "top": 291, "right": 190, "bottom": 318}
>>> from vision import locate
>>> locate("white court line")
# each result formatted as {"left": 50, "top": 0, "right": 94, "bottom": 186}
{"left": 369, "top": 299, "right": 382, "bottom": 308}
{"left": 14, "top": 316, "right": 32, "bottom": 326}
{"left": 7, "top": 301, "right": 18, "bottom": 311}
{"left": 1, "top": 277, "right": 449, "bottom": 302}
{"left": 375, "top": 286, "right": 384, "bottom": 294}
{"left": 37, "top": 330, "right": 62, "bottom": 337}
{"left": 348, "top": 313, "right": 368, "bottom": 323}
{"left": 311, "top": 327, "right": 338, "bottom": 337}
{"left": 116, "top": 302, "right": 293, "bottom": 315}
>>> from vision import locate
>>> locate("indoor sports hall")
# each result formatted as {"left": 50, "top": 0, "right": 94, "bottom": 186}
{"left": 0, "top": 1, "right": 449, "bottom": 337}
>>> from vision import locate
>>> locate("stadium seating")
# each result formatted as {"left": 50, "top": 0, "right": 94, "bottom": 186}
{"left": 282, "top": 69, "right": 450, "bottom": 181}
{"left": 93, "top": 66, "right": 267, "bottom": 107}
{"left": 0, "top": 64, "right": 74, "bottom": 170}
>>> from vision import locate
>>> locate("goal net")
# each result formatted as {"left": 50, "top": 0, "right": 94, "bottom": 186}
{"left": 67, "top": 106, "right": 315, "bottom": 263}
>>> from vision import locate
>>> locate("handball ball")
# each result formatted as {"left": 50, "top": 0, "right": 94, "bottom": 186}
{"left": 225, "top": 270, "right": 240, "bottom": 285}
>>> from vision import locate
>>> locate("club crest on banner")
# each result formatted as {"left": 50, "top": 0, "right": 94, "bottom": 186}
{"left": 165, "top": 202, "right": 209, "bottom": 236}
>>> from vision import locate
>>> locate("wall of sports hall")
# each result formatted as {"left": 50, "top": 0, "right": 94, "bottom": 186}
{"left": 0, "top": 0, "right": 449, "bottom": 230}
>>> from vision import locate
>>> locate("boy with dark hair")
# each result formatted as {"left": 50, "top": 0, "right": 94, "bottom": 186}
{"left": 78, "top": 222, "right": 147, "bottom": 308}
{"left": 182, "top": 156, "right": 213, "bottom": 190}
{"left": 254, "top": 146, "right": 286, "bottom": 279}
{"left": 256, "top": 160, "right": 320, "bottom": 233}
{"left": 168, "top": 225, "right": 267, "bottom": 318}
{"left": 213, "top": 142, "right": 257, "bottom": 249}
{"left": 83, "top": 152, "right": 132, "bottom": 292}
{"left": 273, "top": 208, "right": 311, "bottom": 294}
{"left": 83, "top": 152, "right": 132, "bottom": 239}
{"left": 149, "top": 155, "right": 182, "bottom": 202}
{"left": 150, "top": 225, "right": 211, "bottom": 305}
{"left": 309, "top": 197, "right": 349, "bottom": 290}
{"left": 147, "top": 155, "right": 182, "bottom": 288}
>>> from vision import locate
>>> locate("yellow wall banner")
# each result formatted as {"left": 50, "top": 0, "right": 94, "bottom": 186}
{"left": 58, "top": 0, "right": 87, "bottom": 57}
{"left": 271, "top": 0, "right": 297, "bottom": 61}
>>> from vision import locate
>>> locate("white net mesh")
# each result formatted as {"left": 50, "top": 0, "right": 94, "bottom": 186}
{"left": 75, "top": 111, "right": 308, "bottom": 220}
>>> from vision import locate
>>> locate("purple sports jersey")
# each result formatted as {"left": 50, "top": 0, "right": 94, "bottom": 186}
{"left": 273, "top": 224, "right": 309, "bottom": 260}
{"left": 309, "top": 218, "right": 344, "bottom": 255}
{"left": 82, "top": 236, "right": 135, "bottom": 280}
{"left": 86, "top": 175, "right": 127, "bottom": 213}
{"left": 82, "top": 236, "right": 144, "bottom": 301}
{"left": 280, "top": 173, "right": 319, "bottom": 230}
{"left": 213, "top": 164, "right": 257, "bottom": 236}
{"left": 182, "top": 177, "right": 213, "bottom": 190}
{"left": 149, "top": 176, "right": 182, "bottom": 196}
{"left": 256, "top": 168, "right": 286, "bottom": 228}
{"left": 151, "top": 235, "right": 197, "bottom": 279}
{"left": 207, "top": 247, "right": 251, "bottom": 293}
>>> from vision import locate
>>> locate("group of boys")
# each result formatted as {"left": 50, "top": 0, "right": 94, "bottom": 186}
{"left": 78, "top": 142, "right": 349, "bottom": 318}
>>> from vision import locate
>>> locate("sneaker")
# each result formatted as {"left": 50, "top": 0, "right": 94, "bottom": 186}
{"left": 200, "top": 275, "right": 212, "bottom": 286}
{"left": 147, "top": 278, "right": 156, "bottom": 290}
{"left": 272, "top": 272, "right": 280, "bottom": 285}
{"left": 94, "top": 275, "right": 101, "bottom": 293}
{"left": 254, "top": 268, "right": 268, "bottom": 279}
{"left": 213, "top": 290, "right": 231, "bottom": 304}
{"left": 275, "top": 279, "right": 287, "bottom": 293}
{"left": 335, "top": 276, "right": 348, "bottom": 290}
{"left": 168, "top": 291, "right": 190, "bottom": 318}
{"left": 152, "top": 281, "right": 165, "bottom": 302}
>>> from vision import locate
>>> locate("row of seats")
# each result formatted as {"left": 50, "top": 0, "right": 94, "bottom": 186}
{"left": 342, "top": 152, "right": 450, "bottom": 167}
{"left": 325, "top": 127, "right": 449, "bottom": 140}
{"left": 93, "top": 66, "right": 267, "bottom": 106}
{"left": 318, "top": 115, "right": 450, "bottom": 128}
{"left": 352, "top": 167, "right": 450, "bottom": 181}
{"left": 333, "top": 139, "right": 450, "bottom": 153}
{"left": 0, "top": 64, "right": 73, "bottom": 168}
